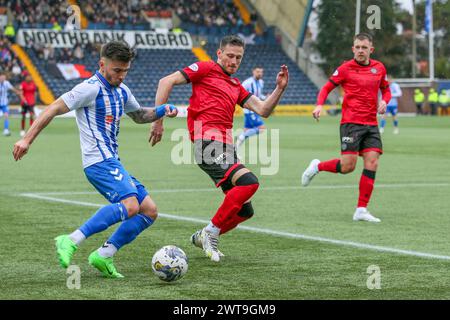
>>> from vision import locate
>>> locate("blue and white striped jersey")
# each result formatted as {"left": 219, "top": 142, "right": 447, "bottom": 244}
{"left": 0, "top": 80, "right": 14, "bottom": 106}
{"left": 242, "top": 77, "right": 265, "bottom": 116}
{"left": 61, "top": 71, "right": 140, "bottom": 168}
{"left": 387, "top": 82, "right": 402, "bottom": 107}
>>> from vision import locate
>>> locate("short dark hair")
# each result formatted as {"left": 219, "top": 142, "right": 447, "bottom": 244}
{"left": 219, "top": 35, "right": 245, "bottom": 50}
{"left": 100, "top": 41, "right": 135, "bottom": 62}
{"left": 354, "top": 33, "right": 373, "bottom": 43}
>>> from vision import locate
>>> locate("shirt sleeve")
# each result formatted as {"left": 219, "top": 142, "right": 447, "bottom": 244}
{"left": 379, "top": 66, "right": 389, "bottom": 89}
{"left": 329, "top": 64, "right": 347, "bottom": 86}
{"left": 5, "top": 81, "right": 14, "bottom": 91}
{"left": 179, "top": 61, "right": 213, "bottom": 83}
{"left": 61, "top": 82, "right": 98, "bottom": 111}
{"left": 238, "top": 84, "right": 252, "bottom": 107}
{"left": 124, "top": 91, "right": 140, "bottom": 113}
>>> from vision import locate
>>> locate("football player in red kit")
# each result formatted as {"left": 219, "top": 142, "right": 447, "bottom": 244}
{"left": 302, "top": 33, "right": 391, "bottom": 223}
{"left": 152, "top": 35, "right": 289, "bottom": 262}
{"left": 20, "top": 73, "right": 38, "bottom": 137}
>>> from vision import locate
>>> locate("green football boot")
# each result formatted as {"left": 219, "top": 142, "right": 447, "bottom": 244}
{"left": 88, "top": 251, "right": 124, "bottom": 278}
{"left": 54, "top": 235, "right": 78, "bottom": 268}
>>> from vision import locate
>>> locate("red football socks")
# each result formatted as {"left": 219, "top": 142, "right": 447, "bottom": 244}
{"left": 318, "top": 158, "right": 341, "bottom": 173}
{"left": 358, "top": 169, "right": 376, "bottom": 208}
{"left": 211, "top": 184, "right": 259, "bottom": 231}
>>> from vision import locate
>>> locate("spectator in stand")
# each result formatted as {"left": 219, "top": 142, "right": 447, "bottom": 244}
{"left": 73, "top": 44, "right": 84, "bottom": 60}
{"left": 4, "top": 23, "right": 16, "bottom": 43}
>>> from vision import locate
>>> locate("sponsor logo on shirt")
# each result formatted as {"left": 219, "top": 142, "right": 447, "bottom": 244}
{"left": 188, "top": 63, "right": 199, "bottom": 72}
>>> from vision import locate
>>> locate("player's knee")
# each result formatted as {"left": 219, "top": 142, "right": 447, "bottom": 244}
{"left": 141, "top": 200, "right": 158, "bottom": 220}
{"left": 340, "top": 162, "right": 356, "bottom": 174}
{"left": 121, "top": 196, "right": 140, "bottom": 217}
{"left": 237, "top": 202, "right": 254, "bottom": 219}
{"left": 235, "top": 172, "right": 259, "bottom": 188}
{"left": 365, "top": 158, "right": 378, "bottom": 171}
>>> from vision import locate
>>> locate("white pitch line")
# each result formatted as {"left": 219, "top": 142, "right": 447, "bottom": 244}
{"left": 25, "top": 182, "right": 450, "bottom": 196}
{"left": 18, "top": 192, "right": 450, "bottom": 261}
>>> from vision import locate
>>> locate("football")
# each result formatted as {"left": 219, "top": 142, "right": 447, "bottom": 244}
{"left": 151, "top": 245, "right": 188, "bottom": 282}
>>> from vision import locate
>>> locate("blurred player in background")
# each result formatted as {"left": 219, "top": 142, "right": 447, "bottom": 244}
{"left": 235, "top": 66, "right": 266, "bottom": 150}
{"left": 152, "top": 35, "right": 289, "bottom": 262}
{"left": 302, "top": 33, "right": 391, "bottom": 223}
{"left": 13, "top": 41, "right": 178, "bottom": 278}
{"left": 0, "top": 72, "right": 24, "bottom": 136}
{"left": 20, "top": 73, "right": 38, "bottom": 137}
{"left": 380, "top": 76, "right": 401, "bottom": 134}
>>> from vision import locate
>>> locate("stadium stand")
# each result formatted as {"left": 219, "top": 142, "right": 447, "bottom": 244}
{"left": 26, "top": 47, "right": 198, "bottom": 105}
{"left": 0, "top": 36, "right": 26, "bottom": 104}
{"left": 4, "top": 0, "right": 318, "bottom": 106}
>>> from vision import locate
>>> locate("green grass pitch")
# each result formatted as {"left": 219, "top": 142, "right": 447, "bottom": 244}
{"left": 1, "top": 115, "right": 450, "bottom": 299}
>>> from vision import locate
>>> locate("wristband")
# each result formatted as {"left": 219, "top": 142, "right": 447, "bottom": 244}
{"left": 155, "top": 104, "right": 176, "bottom": 119}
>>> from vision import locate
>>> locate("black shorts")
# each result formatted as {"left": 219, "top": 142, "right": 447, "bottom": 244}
{"left": 21, "top": 104, "right": 35, "bottom": 114}
{"left": 340, "top": 123, "right": 383, "bottom": 156}
{"left": 194, "top": 139, "right": 243, "bottom": 192}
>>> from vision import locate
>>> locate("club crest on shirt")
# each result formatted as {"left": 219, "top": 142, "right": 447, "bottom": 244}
{"left": 105, "top": 115, "right": 114, "bottom": 124}
{"left": 188, "top": 63, "right": 199, "bottom": 72}
{"left": 371, "top": 68, "right": 378, "bottom": 74}
{"left": 231, "top": 78, "right": 238, "bottom": 84}
{"left": 333, "top": 70, "right": 339, "bottom": 76}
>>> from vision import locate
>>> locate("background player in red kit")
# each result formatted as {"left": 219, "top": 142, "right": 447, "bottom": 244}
{"left": 301, "top": 33, "right": 391, "bottom": 223}
{"left": 153, "top": 35, "right": 289, "bottom": 262}
{"left": 20, "top": 73, "right": 38, "bottom": 137}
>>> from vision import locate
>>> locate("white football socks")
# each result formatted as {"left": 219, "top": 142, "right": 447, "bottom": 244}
{"left": 98, "top": 242, "right": 118, "bottom": 258}
{"left": 69, "top": 229, "right": 86, "bottom": 245}
{"left": 205, "top": 222, "right": 220, "bottom": 236}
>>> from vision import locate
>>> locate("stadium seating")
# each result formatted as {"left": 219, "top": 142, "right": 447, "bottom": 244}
{"left": 25, "top": 48, "right": 198, "bottom": 106}
{"left": 26, "top": 42, "right": 318, "bottom": 106}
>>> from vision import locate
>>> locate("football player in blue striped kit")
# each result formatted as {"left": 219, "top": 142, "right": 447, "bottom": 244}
{"left": 13, "top": 41, "right": 178, "bottom": 278}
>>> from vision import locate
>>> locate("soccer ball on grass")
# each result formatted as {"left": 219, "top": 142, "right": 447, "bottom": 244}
{"left": 151, "top": 245, "right": 188, "bottom": 282}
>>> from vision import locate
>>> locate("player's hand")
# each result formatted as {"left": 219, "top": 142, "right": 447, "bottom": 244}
{"left": 165, "top": 104, "right": 178, "bottom": 118}
{"left": 149, "top": 119, "right": 164, "bottom": 146}
{"left": 313, "top": 105, "right": 323, "bottom": 121}
{"left": 378, "top": 100, "right": 387, "bottom": 114}
{"left": 276, "top": 65, "right": 289, "bottom": 90}
{"left": 13, "top": 139, "right": 30, "bottom": 161}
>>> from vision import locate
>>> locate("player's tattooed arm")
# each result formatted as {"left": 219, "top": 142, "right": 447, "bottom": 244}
{"left": 127, "top": 105, "right": 178, "bottom": 124}
{"left": 127, "top": 108, "right": 158, "bottom": 124}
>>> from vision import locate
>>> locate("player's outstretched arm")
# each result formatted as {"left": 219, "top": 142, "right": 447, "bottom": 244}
{"left": 313, "top": 81, "right": 337, "bottom": 121}
{"left": 150, "top": 71, "right": 188, "bottom": 146}
{"left": 243, "top": 65, "right": 289, "bottom": 117}
{"left": 13, "top": 98, "right": 70, "bottom": 161}
{"left": 127, "top": 104, "right": 178, "bottom": 124}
